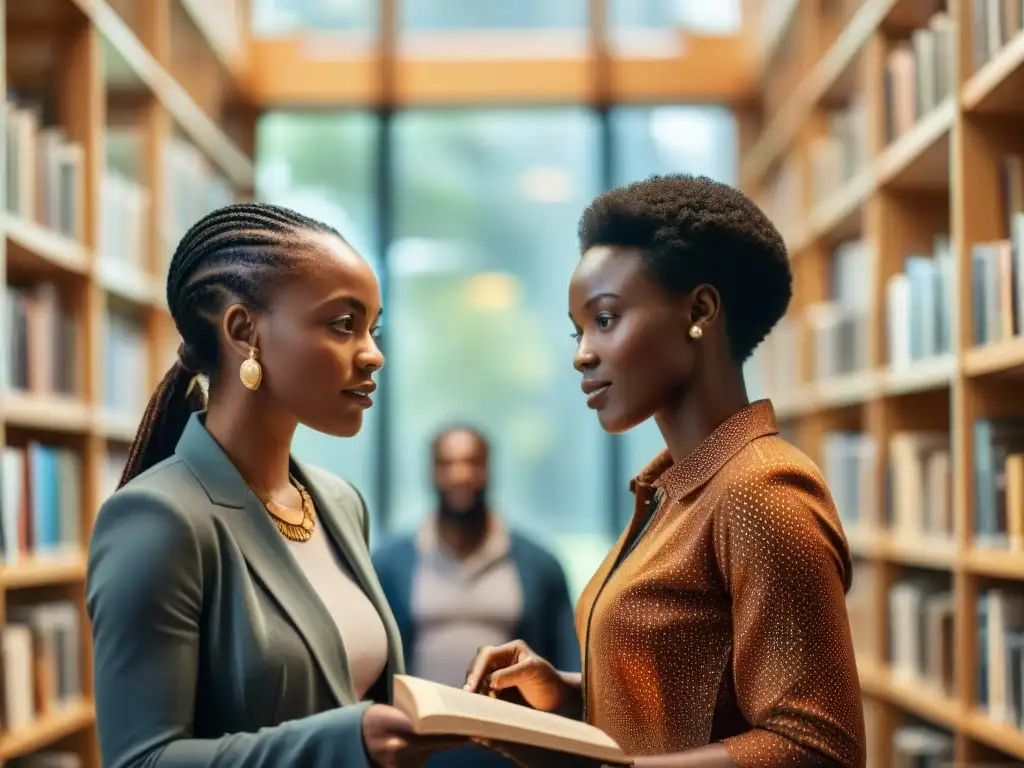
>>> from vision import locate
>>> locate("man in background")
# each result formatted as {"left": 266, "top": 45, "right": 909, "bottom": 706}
{"left": 373, "top": 425, "right": 579, "bottom": 767}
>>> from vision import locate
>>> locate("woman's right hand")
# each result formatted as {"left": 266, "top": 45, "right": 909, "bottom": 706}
{"left": 463, "top": 640, "right": 574, "bottom": 713}
{"left": 362, "top": 703, "right": 463, "bottom": 768}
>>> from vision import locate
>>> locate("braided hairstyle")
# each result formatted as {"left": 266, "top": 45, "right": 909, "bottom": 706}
{"left": 118, "top": 202, "right": 341, "bottom": 489}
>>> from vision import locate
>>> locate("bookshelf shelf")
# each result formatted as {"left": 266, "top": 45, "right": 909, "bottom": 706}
{"left": 4, "top": 215, "right": 91, "bottom": 277}
{"left": 877, "top": 97, "right": 954, "bottom": 189}
{"left": 1, "top": 0, "right": 252, "bottom": 765}
{"left": 859, "top": 659, "right": 962, "bottom": 730}
{"left": 962, "top": 29, "right": 1024, "bottom": 113}
{"left": 963, "top": 549, "right": 1024, "bottom": 581}
{"left": 962, "top": 340, "right": 1024, "bottom": 378}
{"left": 965, "top": 710, "right": 1024, "bottom": 758}
{"left": 2, "top": 393, "right": 94, "bottom": 434}
{"left": 0, "top": 700, "right": 95, "bottom": 760}
{"left": 1, "top": 554, "right": 88, "bottom": 589}
{"left": 747, "top": 0, "right": 1024, "bottom": 763}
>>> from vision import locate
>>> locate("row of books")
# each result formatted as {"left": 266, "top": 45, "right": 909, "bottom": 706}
{"left": 4, "top": 282, "right": 78, "bottom": 398}
{"left": 0, "top": 443, "right": 82, "bottom": 565}
{"left": 3, "top": 96, "right": 84, "bottom": 242}
{"left": 3, "top": 281, "right": 154, "bottom": 417}
{"left": 971, "top": 155, "right": 1024, "bottom": 346}
{"left": 103, "top": 307, "right": 151, "bottom": 419}
{"left": 809, "top": 239, "right": 873, "bottom": 380}
{"left": 0, "top": 442, "right": 133, "bottom": 565}
{"left": 972, "top": 0, "right": 1024, "bottom": 73}
{"left": 883, "top": 11, "right": 956, "bottom": 145}
{"left": 891, "top": 723, "right": 953, "bottom": 768}
{"left": 759, "top": 154, "right": 802, "bottom": 246}
{"left": 978, "top": 588, "right": 1024, "bottom": 728}
{"left": 823, "top": 429, "right": 954, "bottom": 542}
{"left": 99, "top": 170, "right": 151, "bottom": 273}
{"left": 809, "top": 97, "right": 868, "bottom": 203}
{"left": 973, "top": 417, "right": 1024, "bottom": 549}
{"left": 888, "top": 577, "right": 955, "bottom": 696}
{"left": 1, "top": 601, "right": 83, "bottom": 733}
{"left": 886, "top": 234, "right": 956, "bottom": 369}
{"left": 161, "top": 137, "right": 235, "bottom": 278}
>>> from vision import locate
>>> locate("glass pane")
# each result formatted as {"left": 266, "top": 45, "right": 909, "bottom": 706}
{"left": 254, "top": 111, "right": 383, "bottom": 534}
{"left": 251, "top": 0, "right": 377, "bottom": 36}
{"left": 401, "top": 0, "right": 587, "bottom": 30}
{"left": 389, "top": 108, "right": 608, "bottom": 597}
{"left": 609, "top": 105, "right": 750, "bottom": 524}
{"left": 609, "top": 0, "right": 742, "bottom": 33}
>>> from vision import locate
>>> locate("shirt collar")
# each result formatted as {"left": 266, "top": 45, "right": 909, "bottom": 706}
{"left": 630, "top": 399, "right": 780, "bottom": 501}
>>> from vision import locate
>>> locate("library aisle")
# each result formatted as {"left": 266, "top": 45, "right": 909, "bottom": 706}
{"left": 750, "top": 0, "right": 1024, "bottom": 765}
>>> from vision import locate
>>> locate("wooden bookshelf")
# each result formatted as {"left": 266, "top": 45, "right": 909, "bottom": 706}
{"left": 0, "top": 0, "right": 253, "bottom": 764}
{"left": 746, "top": 0, "right": 1024, "bottom": 765}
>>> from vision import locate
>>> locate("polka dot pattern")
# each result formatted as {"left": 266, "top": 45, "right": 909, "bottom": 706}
{"left": 574, "top": 400, "right": 866, "bottom": 768}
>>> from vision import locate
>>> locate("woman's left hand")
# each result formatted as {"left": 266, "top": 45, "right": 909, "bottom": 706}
{"left": 470, "top": 738, "right": 629, "bottom": 768}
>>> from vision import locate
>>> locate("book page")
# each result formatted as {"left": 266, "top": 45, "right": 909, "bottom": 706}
{"left": 393, "top": 675, "right": 627, "bottom": 764}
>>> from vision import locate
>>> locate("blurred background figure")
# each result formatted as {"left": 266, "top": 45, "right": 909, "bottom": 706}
{"left": 374, "top": 425, "right": 579, "bottom": 767}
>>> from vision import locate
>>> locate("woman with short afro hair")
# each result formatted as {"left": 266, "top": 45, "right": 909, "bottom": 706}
{"left": 466, "top": 174, "right": 866, "bottom": 768}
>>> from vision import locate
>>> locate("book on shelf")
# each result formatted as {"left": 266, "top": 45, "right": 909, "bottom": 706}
{"left": 886, "top": 431, "right": 953, "bottom": 542}
{"left": 892, "top": 725, "right": 953, "bottom": 768}
{"left": 977, "top": 588, "right": 1024, "bottom": 727}
{"left": 4, "top": 282, "right": 78, "bottom": 398}
{"left": 809, "top": 97, "right": 868, "bottom": 201}
{"left": 882, "top": 11, "right": 955, "bottom": 144}
{"left": 972, "top": 418, "right": 1024, "bottom": 548}
{"left": 392, "top": 675, "right": 628, "bottom": 765}
{"left": 972, "top": 0, "right": 1024, "bottom": 72}
{"left": 1, "top": 442, "right": 82, "bottom": 565}
{"left": 103, "top": 307, "right": 150, "bottom": 418}
{"left": 161, "top": 137, "right": 235, "bottom": 279}
{"left": 822, "top": 430, "right": 877, "bottom": 533}
{"left": 3, "top": 96, "right": 84, "bottom": 240}
{"left": 1, "top": 601, "right": 82, "bottom": 733}
{"left": 887, "top": 577, "right": 955, "bottom": 696}
{"left": 758, "top": 315, "right": 802, "bottom": 401}
{"left": 759, "top": 154, "right": 802, "bottom": 244}
{"left": 971, "top": 154, "right": 1024, "bottom": 346}
{"left": 885, "top": 235, "right": 955, "bottom": 369}
{"left": 807, "top": 240, "right": 873, "bottom": 380}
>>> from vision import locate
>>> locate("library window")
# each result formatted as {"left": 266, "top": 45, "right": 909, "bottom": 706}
{"left": 400, "top": 0, "right": 587, "bottom": 30}
{"left": 250, "top": 0, "right": 378, "bottom": 36}
{"left": 608, "top": 0, "right": 742, "bottom": 33}
{"left": 388, "top": 108, "right": 610, "bottom": 594}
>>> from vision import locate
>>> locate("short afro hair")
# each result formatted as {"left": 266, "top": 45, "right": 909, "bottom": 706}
{"left": 577, "top": 173, "right": 792, "bottom": 362}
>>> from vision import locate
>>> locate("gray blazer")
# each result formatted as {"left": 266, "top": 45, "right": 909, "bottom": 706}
{"left": 86, "top": 411, "right": 404, "bottom": 768}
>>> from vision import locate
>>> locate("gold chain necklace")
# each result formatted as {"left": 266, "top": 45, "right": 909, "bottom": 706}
{"left": 251, "top": 476, "right": 317, "bottom": 542}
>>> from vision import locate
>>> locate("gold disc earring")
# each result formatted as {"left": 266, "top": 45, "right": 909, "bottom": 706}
{"left": 689, "top": 324, "right": 703, "bottom": 340}
{"left": 239, "top": 346, "right": 263, "bottom": 391}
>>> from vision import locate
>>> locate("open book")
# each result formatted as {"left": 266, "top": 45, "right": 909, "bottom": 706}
{"left": 392, "top": 674, "right": 629, "bottom": 764}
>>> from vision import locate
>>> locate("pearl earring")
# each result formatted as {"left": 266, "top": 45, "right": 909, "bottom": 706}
{"left": 689, "top": 324, "right": 703, "bottom": 340}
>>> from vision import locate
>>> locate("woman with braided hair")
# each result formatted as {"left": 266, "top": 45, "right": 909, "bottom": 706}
{"left": 86, "top": 202, "right": 461, "bottom": 768}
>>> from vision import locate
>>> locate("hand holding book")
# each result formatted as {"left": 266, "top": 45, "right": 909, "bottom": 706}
{"left": 391, "top": 675, "right": 630, "bottom": 766}
{"left": 463, "top": 639, "right": 582, "bottom": 716}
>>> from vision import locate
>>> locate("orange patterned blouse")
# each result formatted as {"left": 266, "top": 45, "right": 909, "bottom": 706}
{"left": 575, "top": 400, "right": 865, "bottom": 768}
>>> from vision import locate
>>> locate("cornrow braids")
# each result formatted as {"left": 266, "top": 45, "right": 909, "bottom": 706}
{"left": 118, "top": 202, "right": 340, "bottom": 489}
